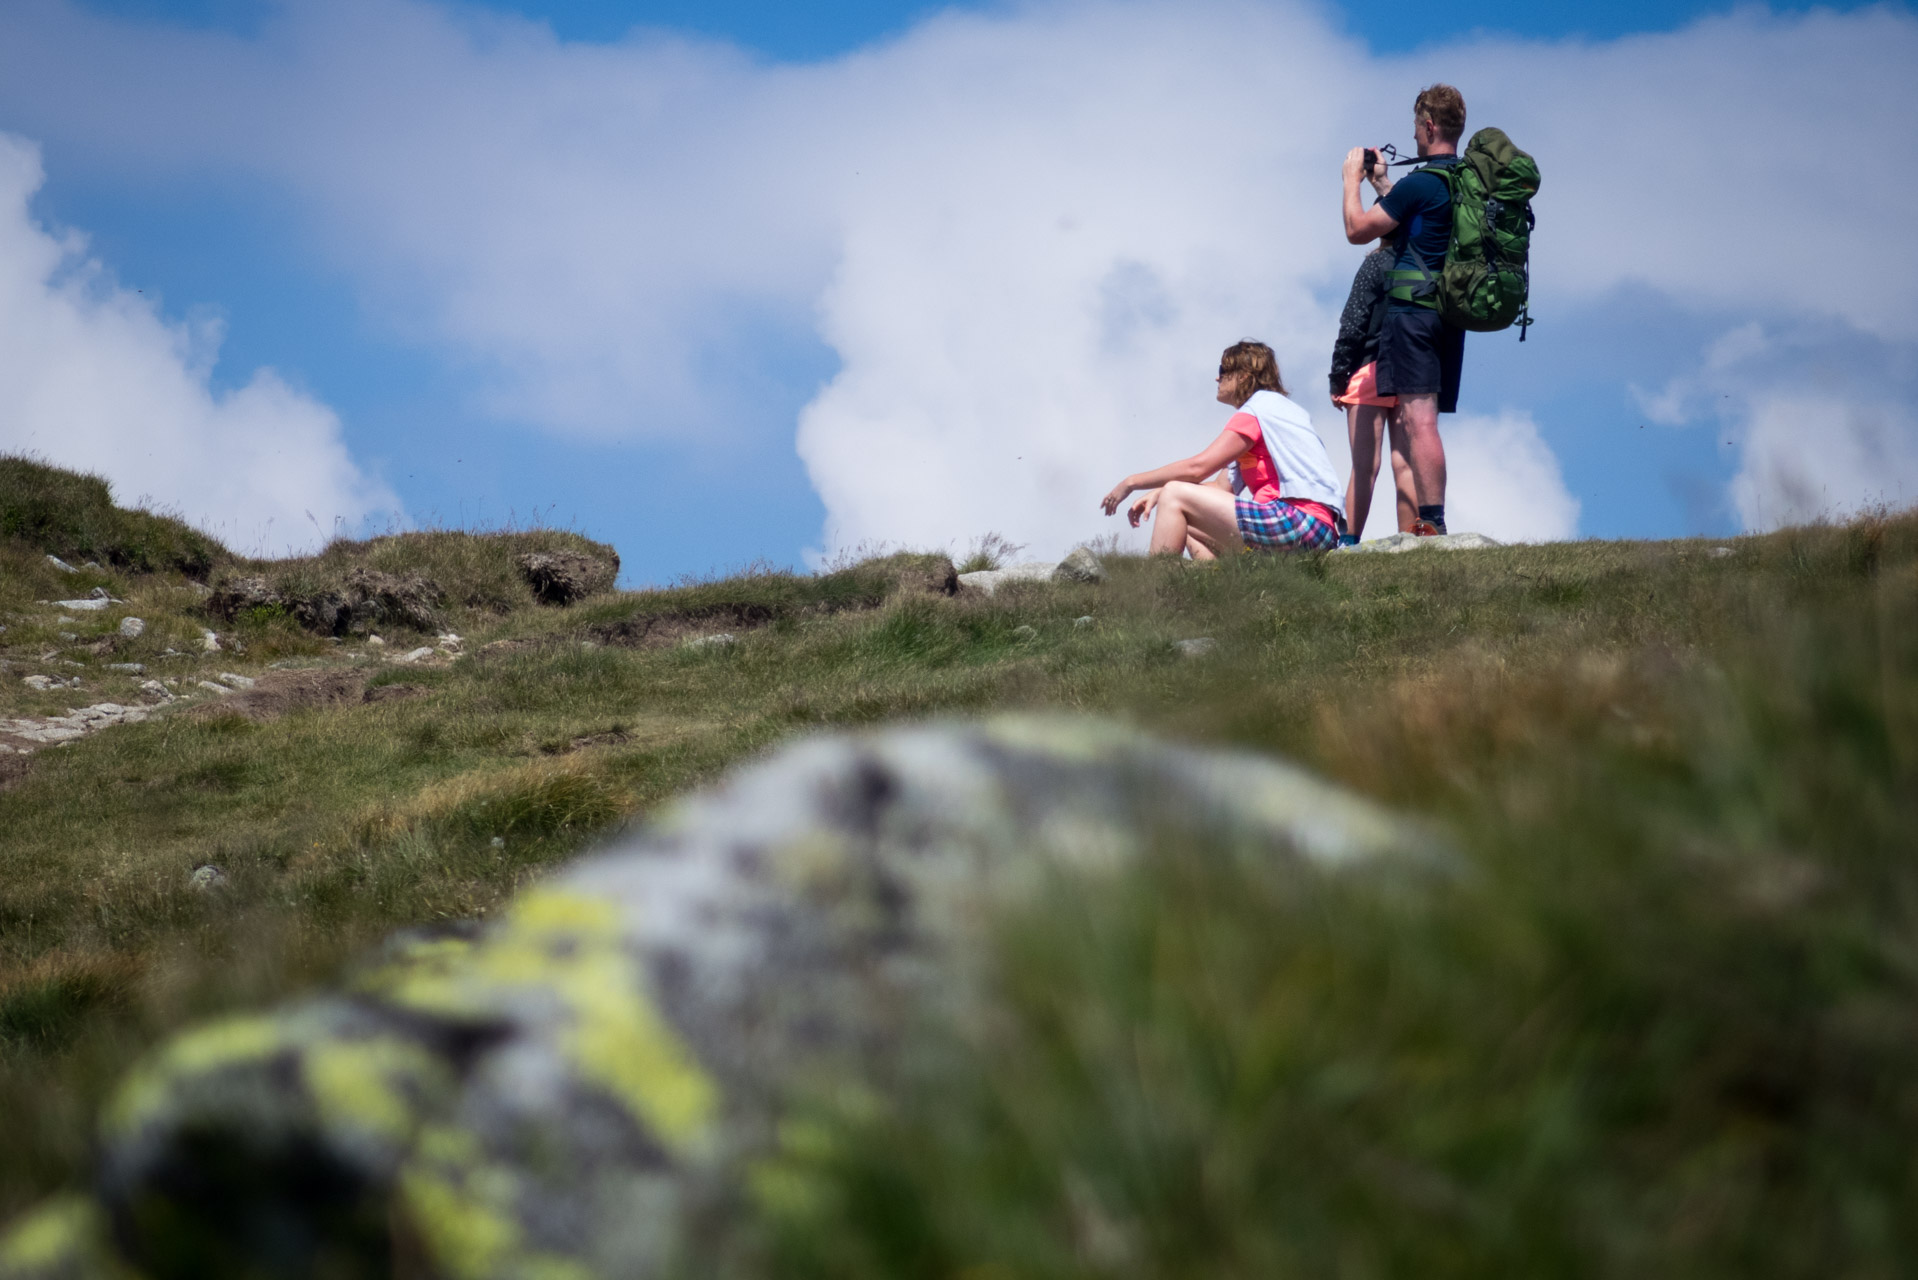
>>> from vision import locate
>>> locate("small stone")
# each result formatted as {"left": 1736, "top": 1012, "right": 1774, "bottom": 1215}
{"left": 200, "top": 630, "right": 221, "bottom": 653}
{"left": 140, "top": 680, "right": 172, "bottom": 701}
{"left": 1012, "top": 625, "right": 1038, "bottom": 640}
{"left": 84, "top": 561, "right": 102, "bottom": 570}
{"left": 187, "top": 865, "right": 228, "bottom": 891}
{"left": 88, "top": 587, "right": 109, "bottom": 600}
{"left": 58, "top": 632, "right": 77, "bottom": 641}
{"left": 436, "top": 633, "right": 463, "bottom": 651}
{"left": 56, "top": 598, "right": 113, "bottom": 611}
{"left": 107, "top": 663, "right": 147, "bottom": 674}
{"left": 397, "top": 647, "right": 437, "bottom": 664}
{"left": 683, "top": 632, "right": 738, "bottom": 650}
{"left": 120, "top": 617, "right": 146, "bottom": 638}
{"left": 490, "top": 837, "right": 506, "bottom": 848}
{"left": 22, "top": 675, "right": 56, "bottom": 691}
{"left": 1174, "top": 637, "right": 1217, "bottom": 658}
{"left": 366, "top": 635, "right": 386, "bottom": 648}
{"left": 218, "top": 672, "right": 257, "bottom": 689}
{"left": 1710, "top": 546, "right": 1734, "bottom": 558}
{"left": 1052, "top": 547, "right": 1107, "bottom": 584}
{"left": 197, "top": 680, "right": 233, "bottom": 695}
{"left": 162, "top": 649, "right": 182, "bottom": 657}
{"left": 46, "top": 555, "right": 77, "bottom": 573}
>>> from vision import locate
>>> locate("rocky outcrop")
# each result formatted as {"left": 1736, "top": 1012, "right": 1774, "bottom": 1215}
{"left": 516, "top": 550, "right": 620, "bottom": 606}
{"left": 206, "top": 569, "right": 446, "bottom": 636}
{"left": 0, "top": 717, "right": 1435, "bottom": 1280}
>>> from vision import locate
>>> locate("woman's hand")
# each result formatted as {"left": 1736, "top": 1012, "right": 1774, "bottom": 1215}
{"left": 1127, "top": 489, "right": 1161, "bottom": 528}
{"left": 1100, "top": 478, "right": 1135, "bottom": 516}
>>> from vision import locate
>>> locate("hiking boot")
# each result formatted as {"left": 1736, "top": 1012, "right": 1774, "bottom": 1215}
{"left": 1410, "top": 518, "right": 1445, "bottom": 537}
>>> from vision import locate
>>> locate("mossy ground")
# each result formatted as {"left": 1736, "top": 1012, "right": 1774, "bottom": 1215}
{"left": 2, "top": 474, "right": 1916, "bottom": 1273}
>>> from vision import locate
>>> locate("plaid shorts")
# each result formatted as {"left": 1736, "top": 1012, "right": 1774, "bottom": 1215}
{"left": 1235, "top": 497, "right": 1339, "bottom": 552}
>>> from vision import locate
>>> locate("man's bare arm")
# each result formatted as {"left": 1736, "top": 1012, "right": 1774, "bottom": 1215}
{"left": 1342, "top": 146, "right": 1401, "bottom": 245}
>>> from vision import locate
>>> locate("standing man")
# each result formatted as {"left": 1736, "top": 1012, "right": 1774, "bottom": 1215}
{"left": 1342, "top": 84, "right": 1467, "bottom": 536}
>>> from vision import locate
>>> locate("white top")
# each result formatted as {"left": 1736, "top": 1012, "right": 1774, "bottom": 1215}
{"left": 1229, "top": 388, "right": 1345, "bottom": 515}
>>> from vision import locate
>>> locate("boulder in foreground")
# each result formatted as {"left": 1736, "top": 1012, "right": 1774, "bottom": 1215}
{"left": 0, "top": 717, "right": 1428, "bottom": 1280}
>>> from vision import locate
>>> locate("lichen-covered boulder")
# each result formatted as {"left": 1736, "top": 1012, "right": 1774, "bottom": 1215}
{"left": 0, "top": 717, "right": 1436, "bottom": 1280}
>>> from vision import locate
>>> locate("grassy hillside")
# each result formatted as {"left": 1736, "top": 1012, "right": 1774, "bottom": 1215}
{"left": 1, "top": 459, "right": 1915, "bottom": 1273}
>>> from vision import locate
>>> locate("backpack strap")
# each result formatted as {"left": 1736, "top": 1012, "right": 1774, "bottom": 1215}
{"left": 1383, "top": 159, "right": 1456, "bottom": 308}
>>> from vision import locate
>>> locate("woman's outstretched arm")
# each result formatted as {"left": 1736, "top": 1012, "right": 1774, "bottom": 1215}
{"left": 1100, "top": 429, "right": 1245, "bottom": 515}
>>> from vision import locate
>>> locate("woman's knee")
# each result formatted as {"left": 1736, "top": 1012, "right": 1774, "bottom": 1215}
{"left": 1158, "top": 480, "right": 1203, "bottom": 510}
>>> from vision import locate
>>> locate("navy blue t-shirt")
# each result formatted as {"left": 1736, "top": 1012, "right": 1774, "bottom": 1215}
{"left": 1377, "top": 160, "right": 1456, "bottom": 310}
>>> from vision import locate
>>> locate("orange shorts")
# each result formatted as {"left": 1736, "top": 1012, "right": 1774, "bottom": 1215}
{"left": 1332, "top": 361, "right": 1398, "bottom": 409}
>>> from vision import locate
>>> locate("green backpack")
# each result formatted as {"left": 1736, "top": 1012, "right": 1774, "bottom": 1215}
{"left": 1388, "top": 127, "right": 1541, "bottom": 338}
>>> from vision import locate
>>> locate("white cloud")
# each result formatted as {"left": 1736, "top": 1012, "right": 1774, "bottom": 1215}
{"left": 1441, "top": 411, "right": 1580, "bottom": 542}
{"left": 0, "top": 133, "right": 398, "bottom": 555}
{"left": 3, "top": 0, "right": 1915, "bottom": 554}
{"left": 1732, "top": 393, "right": 1918, "bottom": 530}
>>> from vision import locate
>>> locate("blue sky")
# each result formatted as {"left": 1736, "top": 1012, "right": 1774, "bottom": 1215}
{"left": 2, "top": 0, "right": 1913, "bottom": 581}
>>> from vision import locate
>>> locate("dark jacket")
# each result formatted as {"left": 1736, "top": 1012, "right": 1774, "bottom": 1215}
{"left": 1329, "top": 245, "right": 1393, "bottom": 400}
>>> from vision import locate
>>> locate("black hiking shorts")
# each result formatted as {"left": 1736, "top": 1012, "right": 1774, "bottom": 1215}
{"left": 1376, "top": 308, "right": 1464, "bottom": 414}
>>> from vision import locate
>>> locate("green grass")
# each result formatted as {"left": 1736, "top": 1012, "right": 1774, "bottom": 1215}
{"left": 0, "top": 457, "right": 225, "bottom": 579}
{"left": 2, "top": 492, "right": 1917, "bottom": 1274}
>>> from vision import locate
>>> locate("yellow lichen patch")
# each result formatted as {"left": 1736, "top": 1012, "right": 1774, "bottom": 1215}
{"left": 101, "top": 1015, "right": 285, "bottom": 1139}
{"left": 397, "top": 1127, "right": 521, "bottom": 1280}
{"left": 303, "top": 1036, "right": 454, "bottom": 1144}
{"left": 0, "top": 1195, "right": 137, "bottom": 1279}
{"left": 374, "top": 889, "right": 719, "bottom": 1153}
{"left": 398, "top": 1126, "right": 597, "bottom": 1280}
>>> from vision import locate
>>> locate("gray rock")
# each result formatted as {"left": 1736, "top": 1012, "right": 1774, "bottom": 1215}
{"left": 958, "top": 560, "right": 1055, "bottom": 596}
{"left": 107, "top": 663, "right": 147, "bottom": 675}
{"left": 21, "top": 675, "right": 57, "bottom": 691}
{"left": 186, "top": 865, "right": 227, "bottom": 891}
{"left": 217, "top": 673, "right": 257, "bottom": 689}
{"left": 139, "top": 680, "right": 172, "bottom": 701}
{"left": 119, "top": 617, "right": 146, "bottom": 638}
{"left": 1012, "top": 624, "right": 1038, "bottom": 640}
{"left": 395, "top": 647, "right": 437, "bottom": 664}
{"left": 1052, "top": 547, "right": 1107, "bottom": 584}
{"left": 55, "top": 598, "right": 112, "bottom": 612}
{"left": 45, "top": 555, "right": 78, "bottom": 573}
{"left": 196, "top": 681, "right": 233, "bottom": 695}
{"left": 1330, "top": 530, "right": 1503, "bottom": 554}
{"left": 1174, "top": 637, "right": 1217, "bottom": 658}
{"left": 1710, "top": 546, "right": 1734, "bottom": 558}
{"left": 366, "top": 635, "right": 386, "bottom": 648}
{"left": 33, "top": 717, "right": 1434, "bottom": 1280}
{"left": 1074, "top": 616, "right": 1095, "bottom": 627}
{"left": 200, "top": 630, "right": 221, "bottom": 653}
{"left": 683, "top": 632, "right": 739, "bottom": 650}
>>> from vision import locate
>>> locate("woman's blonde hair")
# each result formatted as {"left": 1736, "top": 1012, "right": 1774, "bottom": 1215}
{"left": 1220, "top": 340, "right": 1286, "bottom": 399}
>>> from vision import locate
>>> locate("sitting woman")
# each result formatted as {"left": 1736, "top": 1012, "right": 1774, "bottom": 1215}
{"left": 1100, "top": 340, "right": 1344, "bottom": 557}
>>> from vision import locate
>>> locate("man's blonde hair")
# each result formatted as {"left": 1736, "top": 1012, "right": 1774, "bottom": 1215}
{"left": 1220, "top": 340, "right": 1286, "bottom": 399}
{"left": 1414, "top": 83, "right": 1467, "bottom": 145}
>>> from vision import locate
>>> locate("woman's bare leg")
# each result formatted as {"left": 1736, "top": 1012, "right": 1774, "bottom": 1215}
{"left": 1344, "top": 404, "right": 1387, "bottom": 539}
{"left": 1386, "top": 410, "right": 1418, "bottom": 532}
{"left": 1152, "top": 481, "right": 1243, "bottom": 557}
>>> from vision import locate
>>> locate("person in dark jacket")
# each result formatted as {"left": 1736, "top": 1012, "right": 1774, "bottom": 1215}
{"left": 1329, "top": 242, "right": 1417, "bottom": 543}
